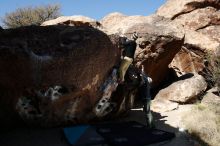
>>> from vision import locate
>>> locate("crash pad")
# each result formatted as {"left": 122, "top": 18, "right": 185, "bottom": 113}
{"left": 63, "top": 125, "right": 106, "bottom": 146}
{"left": 63, "top": 121, "right": 175, "bottom": 146}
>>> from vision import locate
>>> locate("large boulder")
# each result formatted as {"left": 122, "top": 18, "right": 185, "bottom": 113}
{"left": 101, "top": 13, "right": 185, "bottom": 87}
{"left": 100, "top": 12, "right": 127, "bottom": 34}
{"left": 41, "top": 15, "right": 101, "bottom": 28}
{"left": 152, "top": 74, "right": 207, "bottom": 112}
{"left": 101, "top": 12, "right": 155, "bottom": 34}
{"left": 184, "top": 30, "right": 219, "bottom": 51}
{"left": 156, "top": 0, "right": 220, "bottom": 19}
{"left": 157, "top": 0, "right": 220, "bottom": 76}
{"left": 0, "top": 25, "right": 121, "bottom": 127}
{"left": 155, "top": 74, "right": 207, "bottom": 103}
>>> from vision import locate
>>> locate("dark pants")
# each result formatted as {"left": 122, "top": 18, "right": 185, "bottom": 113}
{"left": 138, "top": 73, "right": 154, "bottom": 128}
{"left": 124, "top": 66, "right": 154, "bottom": 127}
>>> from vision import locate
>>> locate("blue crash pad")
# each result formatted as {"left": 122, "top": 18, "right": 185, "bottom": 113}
{"left": 63, "top": 121, "right": 175, "bottom": 146}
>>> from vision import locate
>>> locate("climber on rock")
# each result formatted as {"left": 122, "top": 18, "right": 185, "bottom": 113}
{"left": 118, "top": 33, "right": 154, "bottom": 128}
{"left": 94, "top": 32, "right": 154, "bottom": 128}
{"left": 118, "top": 32, "right": 138, "bottom": 83}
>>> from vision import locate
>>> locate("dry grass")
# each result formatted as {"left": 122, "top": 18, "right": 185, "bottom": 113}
{"left": 181, "top": 103, "right": 220, "bottom": 146}
{"left": 205, "top": 52, "right": 220, "bottom": 92}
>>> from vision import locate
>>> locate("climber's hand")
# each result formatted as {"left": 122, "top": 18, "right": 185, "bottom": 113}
{"left": 117, "top": 78, "right": 124, "bottom": 84}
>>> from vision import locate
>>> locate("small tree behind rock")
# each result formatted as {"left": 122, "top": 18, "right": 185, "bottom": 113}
{"left": 2, "top": 4, "right": 61, "bottom": 28}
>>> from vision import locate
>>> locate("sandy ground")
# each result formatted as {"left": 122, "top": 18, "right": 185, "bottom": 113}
{"left": 0, "top": 105, "right": 197, "bottom": 146}
{"left": 119, "top": 104, "right": 197, "bottom": 146}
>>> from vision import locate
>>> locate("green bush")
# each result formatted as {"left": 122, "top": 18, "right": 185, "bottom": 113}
{"left": 2, "top": 4, "right": 61, "bottom": 28}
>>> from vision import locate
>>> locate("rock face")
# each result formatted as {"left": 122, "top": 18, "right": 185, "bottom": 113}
{"left": 41, "top": 15, "right": 101, "bottom": 28}
{"left": 157, "top": 0, "right": 220, "bottom": 75}
{"left": 0, "top": 25, "right": 120, "bottom": 127}
{"left": 101, "top": 13, "right": 185, "bottom": 87}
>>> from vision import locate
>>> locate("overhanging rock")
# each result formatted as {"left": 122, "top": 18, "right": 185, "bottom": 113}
{"left": 0, "top": 25, "right": 121, "bottom": 127}
{"left": 101, "top": 13, "right": 185, "bottom": 87}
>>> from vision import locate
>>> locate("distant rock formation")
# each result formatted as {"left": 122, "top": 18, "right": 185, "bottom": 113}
{"left": 41, "top": 15, "right": 101, "bottom": 28}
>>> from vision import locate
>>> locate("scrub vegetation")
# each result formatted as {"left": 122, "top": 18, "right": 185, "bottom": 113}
{"left": 2, "top": 4, "right": 61, "bottom": 28}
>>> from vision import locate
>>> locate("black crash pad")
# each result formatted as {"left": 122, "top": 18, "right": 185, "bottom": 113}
{"left": 63, "top": 121, "right": 175, "bottom": 146}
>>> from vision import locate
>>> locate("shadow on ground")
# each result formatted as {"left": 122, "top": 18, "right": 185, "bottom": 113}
{"left": 0, "top": 109, "right": 194, "bottom": 146}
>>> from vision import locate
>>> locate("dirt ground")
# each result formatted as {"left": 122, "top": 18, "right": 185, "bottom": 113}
{"left": 0, "top": 105, "right": 197, "bottom": 146}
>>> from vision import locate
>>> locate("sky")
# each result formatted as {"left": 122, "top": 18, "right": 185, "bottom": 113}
{"left": 0, "top": 0, "right": 166, "bottom": 20}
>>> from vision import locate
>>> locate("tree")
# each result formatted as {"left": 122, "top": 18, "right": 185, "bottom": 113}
{"left": 2, "top": 4, "right": 61, "bottom": 28}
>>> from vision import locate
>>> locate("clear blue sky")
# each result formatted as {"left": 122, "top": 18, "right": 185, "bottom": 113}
{"left": 0, "top": 0, "right": 166, "bottom": 20}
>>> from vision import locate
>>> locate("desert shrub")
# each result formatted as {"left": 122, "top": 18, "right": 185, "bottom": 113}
{"left": 2, "top": 4, "right": 61, "bottom": 28}
{"left": 181, "top": 103, "right": 220, "bottom": 146}
{"left": 212, "top": 57, "right": 220, "bottom": 92}
{"left": 204, "top": 51, "right": 220, "bottom": 93}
